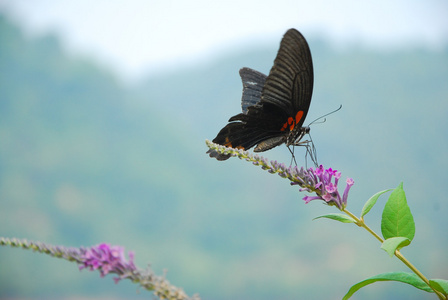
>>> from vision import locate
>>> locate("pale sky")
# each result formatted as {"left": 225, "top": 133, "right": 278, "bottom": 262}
{"left": 1, "top": 0, "right": 447, "bottom": 82}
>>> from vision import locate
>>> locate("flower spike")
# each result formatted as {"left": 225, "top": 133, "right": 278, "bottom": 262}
{"left": 0, "top": 238, "right": 200, "bottom": 300}
{"left": 206, "top": 140, "right": 354, "bottom": 210}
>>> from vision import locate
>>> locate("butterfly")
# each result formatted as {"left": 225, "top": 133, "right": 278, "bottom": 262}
{"left": 208, "top": 28, "right": 315, "bottom": 164}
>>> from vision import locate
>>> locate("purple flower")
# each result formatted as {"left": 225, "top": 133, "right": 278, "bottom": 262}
{"left": 303, "top": 195, "right": 322, "bottom": 204}
{"left": 79, "top": 243, "right": 136, "bottom": 283}
{"left": 301, "top": 165, "right": 354, "bottom": 210}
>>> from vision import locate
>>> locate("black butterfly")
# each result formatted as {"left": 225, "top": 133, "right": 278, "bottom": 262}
{"left": 208, "top": 28, "right": 315, "bottom": 163}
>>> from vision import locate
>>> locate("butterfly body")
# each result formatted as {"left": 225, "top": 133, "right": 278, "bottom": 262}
{"left": 208, "top": 29, "right": 314, "bottom": 161}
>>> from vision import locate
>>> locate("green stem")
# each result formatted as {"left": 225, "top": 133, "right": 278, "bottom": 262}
{"left": 394, "top": 250, "right": 445, "bottom": 300}
{"left": 342, "top": 208, "right": 446, "bottom": 300}
{"left": 343, "top": 209, "right": 384, "bottom": 243}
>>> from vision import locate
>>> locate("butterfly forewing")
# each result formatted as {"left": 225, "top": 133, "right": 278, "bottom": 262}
{"left": 262, "top": 29, "right": 313, "bottom": 122}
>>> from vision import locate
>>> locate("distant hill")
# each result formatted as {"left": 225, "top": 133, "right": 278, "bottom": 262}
{"left": 1, "top": 13, "right": 447, "bottom": 300}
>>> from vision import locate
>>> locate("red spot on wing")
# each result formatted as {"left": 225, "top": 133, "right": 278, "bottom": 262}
{"left": 224, "top": 137, "right": 233, "bottom": 147}
{"left": 280, "top": 111, "right": 304, "bottom": 131}
{"left": 295, "top": 111, "right": 304, "bottom": 125}
{"left": 223, "top": 137, "right": 245, "bottom": 150}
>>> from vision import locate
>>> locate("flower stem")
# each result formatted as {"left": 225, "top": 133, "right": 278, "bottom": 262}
{"left": 343, "top": 209, "right": 384, "bottom": 243}
{"left": 341, "top": 209, "right": 446, "bottom": 300}
{"left": 394, "top": 250, "right": 446, "bottom": 300}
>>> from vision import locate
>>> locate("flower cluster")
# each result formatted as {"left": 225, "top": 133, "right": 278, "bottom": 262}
{"left": 300, "top": 165, "right": 354, "bottom": 210}
{"left": 205, "top": 140, "right": 354, "bottom": 210}
{"left": 79, "top": 243, "right": 136, "bottom": 283}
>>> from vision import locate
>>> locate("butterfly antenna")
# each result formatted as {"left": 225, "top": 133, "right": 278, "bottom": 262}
{"left": 307, "top": 104, "right": 342, "bottom": 126}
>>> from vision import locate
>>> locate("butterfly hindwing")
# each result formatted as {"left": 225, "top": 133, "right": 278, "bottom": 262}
{"left": 239, "top": 67, "right": 267, "bottom": 113}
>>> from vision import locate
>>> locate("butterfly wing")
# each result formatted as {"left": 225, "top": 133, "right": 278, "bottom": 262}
{"left": 208, "top": 104, "right": 283, "bottom": 160}
{"left": 261, "top": 28, "right": 314, "bottom": 127}
{"left": 239, "top": 67, "right": 267, "bottom": 113}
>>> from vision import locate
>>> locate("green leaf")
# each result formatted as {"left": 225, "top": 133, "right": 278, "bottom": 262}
{"left": 429, "top": 279, "right": 448, "bottom": 295}
{"left": 381, "top": 182, "right": 415, "bottom": 241}
{"left": 381, "top": 237, "right": 411, "bottom": 257}
{"left": 313, "top": 213, "right": 356, "bottom": 223}
{"left": 342, "top": 272, "right": 433, "bottom": 300}
{"left": 361, "top": 189, "right": 393, "bottom": 218}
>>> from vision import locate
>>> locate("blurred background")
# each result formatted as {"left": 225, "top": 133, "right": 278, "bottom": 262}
{"left": 0, "top": 1, "right": 447, "bottom": 299}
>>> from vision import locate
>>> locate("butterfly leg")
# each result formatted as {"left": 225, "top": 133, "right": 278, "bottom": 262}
{"left": 293, "top": 138, "right": 318, "bottom": 168}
